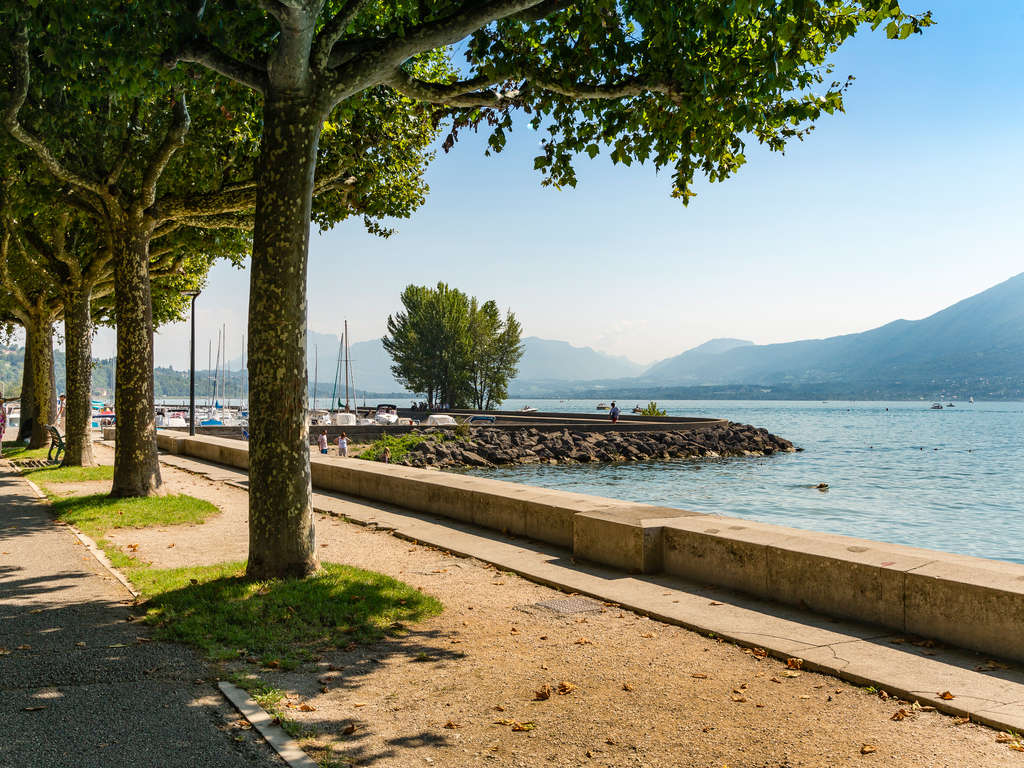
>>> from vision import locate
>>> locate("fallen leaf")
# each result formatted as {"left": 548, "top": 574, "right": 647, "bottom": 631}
{"left": 342, "top": 724, "right": 357, "bottom": 735}
{"left": 622, "top": 683, "right": 634, "bottom": 692}
{"left": 605, "top": 737, "right": 618, "bottom": 745}
{"left": 107, "top": 643, "right": 127, "bottom": 648}
{"left": 167, "top": 543, "right": 175, "bottom": 548}
{"left": 510, "top": 721, "right": 535, "bottom": 732}
{"left": 574, "top": 637, "right": 592, "bottom": 645}
{"left": 557, "top": 681, "right": 576, "bottom": 695}
{"left": 29, "top": 608, "right": 44, "bottom": 614}
{"left": 75, "top": 642, "right": 86, "bottom": 648}
{"left": 16, "top": 644, "right": 31, "bottom": 651}
{"left": 953, "top": 717, "right": 970, "bottom": 725}
{"left": 353, "top": 702, "right": 367, "bottom": 708}
{"left": 798, "top": 695, "right": 812, "bottom": 700}
{"left": 782, "top": 671, "right": 801, "bottom": 678}
{"left": 877, "top": 690, "right": 890, "bottom": 700}
{"left": 938, "top": 691, "right": 955, "bottom": 700}
{"left": 444, "top": 721, "right": 459, "bottom": 729}
{"left": 691, "top": 673, "right": 708, "bottom": 680}
{"left": 891, "top": 709, "right": 909, "bottom": 721}
{"left": 494, "top": 705, "right": 505, "bottom": 712}
{"left": 539, "top": 635, "right": 548, "bottom": 640}
{"left": 786, "top": 658, "right": 803, "bottom": 670}
{"left": 770, "top": 677, "right": 782, "bottom": 683}
{"left": 995, "top": 733, "right": 1015, "bottom": 743}
{"left": 534, "top": 685, "right": 552, "bottom": 701}
{"left": 22, "top": 706, "right": 46, "bottom": 712}
{"left": 298, "top": 703, "right": 316, "bottom": 712}
{"left": 751, "top": 647, "right": 767, "bottom": 659}
{"left": 861, "top": 745, "right": 877, "bottom": 755}
{"left": 640, "top": 632, "right": 655, "bottom": 638}
{"left": 730, "top": 695, "right": 747, "bottom": 703}
{"left": 709, "top": 601, "right": 723, "bottom": 606}
{"left": 701, "top": 726, "right": 714, "bottom": 733}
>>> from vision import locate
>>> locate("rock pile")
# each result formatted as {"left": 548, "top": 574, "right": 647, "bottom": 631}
{"left": 398, "top": 423, "right": 795, "bottom": 469}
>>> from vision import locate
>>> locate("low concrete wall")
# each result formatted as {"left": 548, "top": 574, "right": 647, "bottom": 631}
{"left": 154, "top": 432, "right": 1024, "bottom": 663}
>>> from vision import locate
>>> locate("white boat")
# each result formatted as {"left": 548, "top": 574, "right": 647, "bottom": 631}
{"left": 374, "top": 404, "right": 399, "bottom": 425}
{"left": 596, "top": 403, "right": 610, "bottom": 410}
{"left": 424, "top": 414, "right": 457, "bottom": 426}
{"left": 969, "top": 397, "right": 975, "bottom": 404}
{"left": 518, "top": 405, "right": 537, "bottom": 414}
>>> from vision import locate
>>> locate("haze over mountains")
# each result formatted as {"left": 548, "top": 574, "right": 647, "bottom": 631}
{"left": 305, "top": 272, "right": 1024, "bottom": 400}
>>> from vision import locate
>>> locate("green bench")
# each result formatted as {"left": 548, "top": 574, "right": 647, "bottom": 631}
{"left": 45, "top": 424, "right": 65, "bottom": 462}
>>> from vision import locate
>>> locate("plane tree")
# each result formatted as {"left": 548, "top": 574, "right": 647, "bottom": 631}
{"left": 156, "top": 0, "right": 930, "bottom": 578}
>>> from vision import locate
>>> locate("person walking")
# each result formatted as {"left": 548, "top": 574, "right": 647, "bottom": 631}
{"left": 381, "top": 445, "right": 391, "bottom": 463}
{"left": 317, "top": 429, "right": 328, "bottom": 454}
{"left": 337, "top": 431, "right": 348, "bottom": 457}
{"left": 0, "top": 401, "right": 6, "bottom": 456}
{"left": 609, "top": 401, "right": 621, "bottom": 424}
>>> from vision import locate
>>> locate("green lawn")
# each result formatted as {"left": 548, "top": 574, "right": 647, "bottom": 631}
{"left": 49, "top": 492, "right": 219, "bottom": 541}
{"left": 136, "top": 561, "right": 443, "bottom": 669}
{"left": 23, "top": 464, "right": 114, "bottom": 484}
{"left": 2, "top": 441, "right": 52, "bottom": 461}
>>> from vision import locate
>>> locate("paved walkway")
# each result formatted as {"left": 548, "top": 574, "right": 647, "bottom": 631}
{"left": 156, "top": 450, "right": 1024, "bottom": 734}
{"left": 0, "top": 464, "right": 284, "bottom": 768}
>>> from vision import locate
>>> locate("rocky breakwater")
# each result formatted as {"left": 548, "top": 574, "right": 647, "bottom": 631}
{"left": 398, "top": 423, "right": 796, "bottom": 469}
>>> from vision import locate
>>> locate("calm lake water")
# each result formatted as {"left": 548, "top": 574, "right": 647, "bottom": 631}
{"left": 461, "top": 399, "right": 1024, "bottom": 564}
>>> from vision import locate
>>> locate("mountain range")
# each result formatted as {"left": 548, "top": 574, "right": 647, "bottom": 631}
{"left": 306, "top": 272, "right": 1024, "bottom": 400}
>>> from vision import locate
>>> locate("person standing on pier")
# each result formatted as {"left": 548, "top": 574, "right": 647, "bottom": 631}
{"left": 337, "top": 432, "right": 348, "bottom": 458}
{"left": 609, "top": 402, "right": 621, "bottom": 424}
{"left": 317, "top": 429, "right": 328, "bottom": 455}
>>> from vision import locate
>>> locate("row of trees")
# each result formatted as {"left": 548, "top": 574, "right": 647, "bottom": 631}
{"left": 0, "top": 0, "right": 930, "bottom": 579}
{"left": 384, "top": 283, "right": 523, "bottom": 410}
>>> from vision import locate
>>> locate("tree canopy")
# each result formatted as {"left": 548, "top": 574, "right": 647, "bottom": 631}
{"left": 384, "top": 283, "right": 522, "bottom": 409}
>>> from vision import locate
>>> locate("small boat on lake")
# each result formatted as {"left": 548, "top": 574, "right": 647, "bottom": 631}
{"left": 596, "top": 403, "right": 610, "bottom": 410}
{"left": 930, "top": 403, "right": 943, "bottom": 410}
{"left": 518, "top": 405, "right": 537, "bottom": 414}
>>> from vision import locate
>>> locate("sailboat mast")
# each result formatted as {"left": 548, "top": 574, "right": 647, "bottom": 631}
{"left": 207, "top": 339, "right": 212, "bottom": 408}
{"left": 344, "top": 320, "right": 350, "bottom": 412}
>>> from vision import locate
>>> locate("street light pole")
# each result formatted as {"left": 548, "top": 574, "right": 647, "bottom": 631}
{"left": 183, "top": 290, "right": 200, "bottom": 436}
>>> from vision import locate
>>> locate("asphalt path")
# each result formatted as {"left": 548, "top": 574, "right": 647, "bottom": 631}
{"left": 0, "top": 465, "right": 284, "bottom": 768}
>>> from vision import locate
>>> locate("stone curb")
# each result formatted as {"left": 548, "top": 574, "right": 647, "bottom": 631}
{"left": 218, "top": 682, "right": 319, "bottom": 768}
{"left": 20, "top": 473, "right": 139, "bottom": 599}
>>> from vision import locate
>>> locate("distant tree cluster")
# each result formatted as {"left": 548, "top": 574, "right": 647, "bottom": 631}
{"left": 384, "top": 283, "right": 523, "bottom": 410}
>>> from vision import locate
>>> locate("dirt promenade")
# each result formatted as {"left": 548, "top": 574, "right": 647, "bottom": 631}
{"left": 89, "top": 442, "right": 1023, "bottom": 767}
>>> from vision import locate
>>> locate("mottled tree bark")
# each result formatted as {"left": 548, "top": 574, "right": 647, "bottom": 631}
{"left": 25, "top": 315, "right": 54, "bottom": 450}
{"left": 245, "top": 98, "right": 322, "bottom": 580}
{"left": 111, "top": 230, "right": 161, "bottom": 496}
{"left": 62, "top": 285, "right": 96, "bottom": 467}
{"left": 16, "top": 327, "right": 34, "bottom": 443}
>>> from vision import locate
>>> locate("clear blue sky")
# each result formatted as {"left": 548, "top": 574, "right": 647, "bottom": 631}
{"left": 91, "top": 0, "right": 1024, "bottom": 369}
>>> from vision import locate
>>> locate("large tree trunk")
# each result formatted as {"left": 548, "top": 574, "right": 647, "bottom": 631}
{"left": 62, "top": 285, "right": 96, "bottom": 467}
{"left": 245, "top": 97, "right": 322, "bottom": 580}
{"left": 16, "top": 327, "right": 34, "bottom": 443}
{"left": 25, "top": 316, "right": 54, "bottom": 450}
{"left": 111, "top": 230, "right": 161, "bottom": 496}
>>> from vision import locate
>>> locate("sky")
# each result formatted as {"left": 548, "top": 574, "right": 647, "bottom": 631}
{"left": 89, "top": 1, "right": 1024, "bottom": 369}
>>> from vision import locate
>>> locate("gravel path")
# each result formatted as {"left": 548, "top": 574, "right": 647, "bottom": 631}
{"left": 0, "top": 463, "right": 285, "bottom": 768}
{"left": 91, "top": 443, "right": 1024, "bottom": 767}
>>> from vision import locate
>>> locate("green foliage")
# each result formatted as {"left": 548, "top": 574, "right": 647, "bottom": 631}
{"left": 383, "top": 283, "right": 522, "bottom": 409}
{"left": 357, "top": 432, "right": 441, "bottom": 463}
{"left": 1, "top": 441, "right": 49, "bottom": 461}
{"left": 48, "top": 493, "right": 219, "bottom": 542}
{"left": 639, "top": 401, "right": 668, "bottom": 417}
{"left": 136, "top": 561, "right": 443, "bottom": 669}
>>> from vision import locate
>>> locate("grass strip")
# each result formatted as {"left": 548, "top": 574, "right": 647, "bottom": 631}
{"left": 23, "top": 464, "right": 114, "bottom": 484}
{"left": 135, "top": 561, "right": 442, "bottom": 669}
{"left": 49, "top": 492, "right": 218, "bottom": 542}
{"left": 2, "top": 441, "right": 52, "bottom": 461}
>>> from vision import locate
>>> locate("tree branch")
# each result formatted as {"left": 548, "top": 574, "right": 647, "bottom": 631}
{"left": 375, "top": 0, "right": 564, "bottom": 68}
{"left": 165, "top": 36, "right": 268, "bottom": 94}
{"left": 312, "top": 0, "right": 371, "bottom": 72}
{"left": 2, "top": 27, "right": 109, "bottom": 200}
{"left": 138, "top": 96, "right": 191, "bottom": 214}
{"left": 386, "top": 70, "right": 520, "bottom": 107}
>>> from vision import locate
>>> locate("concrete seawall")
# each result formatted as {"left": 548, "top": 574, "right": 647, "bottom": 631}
{"left": 155, "top": 431, "right": 1024, "bottom": 663}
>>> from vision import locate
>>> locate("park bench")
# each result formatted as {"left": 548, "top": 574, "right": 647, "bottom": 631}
{"left": 45, "top": 424, "right": 65, "bottom": 462}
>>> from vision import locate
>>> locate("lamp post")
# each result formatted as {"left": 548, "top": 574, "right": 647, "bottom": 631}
{"left": 182, "top": 290, "right": 200, "bottom": 436}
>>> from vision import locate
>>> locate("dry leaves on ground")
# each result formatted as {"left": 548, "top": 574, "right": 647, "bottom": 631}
{"left": 786, "top": 658, "right": 804, "bottom": 670}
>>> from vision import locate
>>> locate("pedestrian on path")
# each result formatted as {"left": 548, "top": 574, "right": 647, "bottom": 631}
{"left": 609, "top": 401, "right": 621, "bottom": 423}
{"left": 0, "top": 401, "right": 6, "bottom": 455}
{"left": 337, "top": 431, "right": 348, "bottom": 457}
{"left": 317, "top": 429, "right": 328, "bottom": 454}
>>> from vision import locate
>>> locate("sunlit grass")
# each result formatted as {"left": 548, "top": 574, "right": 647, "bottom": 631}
{"left": 137, "top": 561, "right": 443, "bottom": 669}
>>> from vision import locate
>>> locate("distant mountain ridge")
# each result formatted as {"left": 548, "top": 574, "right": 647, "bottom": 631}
{"left": 637, "top": 272, "right": 1024, "bottom": 388}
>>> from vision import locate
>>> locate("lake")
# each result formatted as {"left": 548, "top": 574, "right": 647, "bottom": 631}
{"left": 460, "top": 399, "right": 1024, "bottom": 564}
